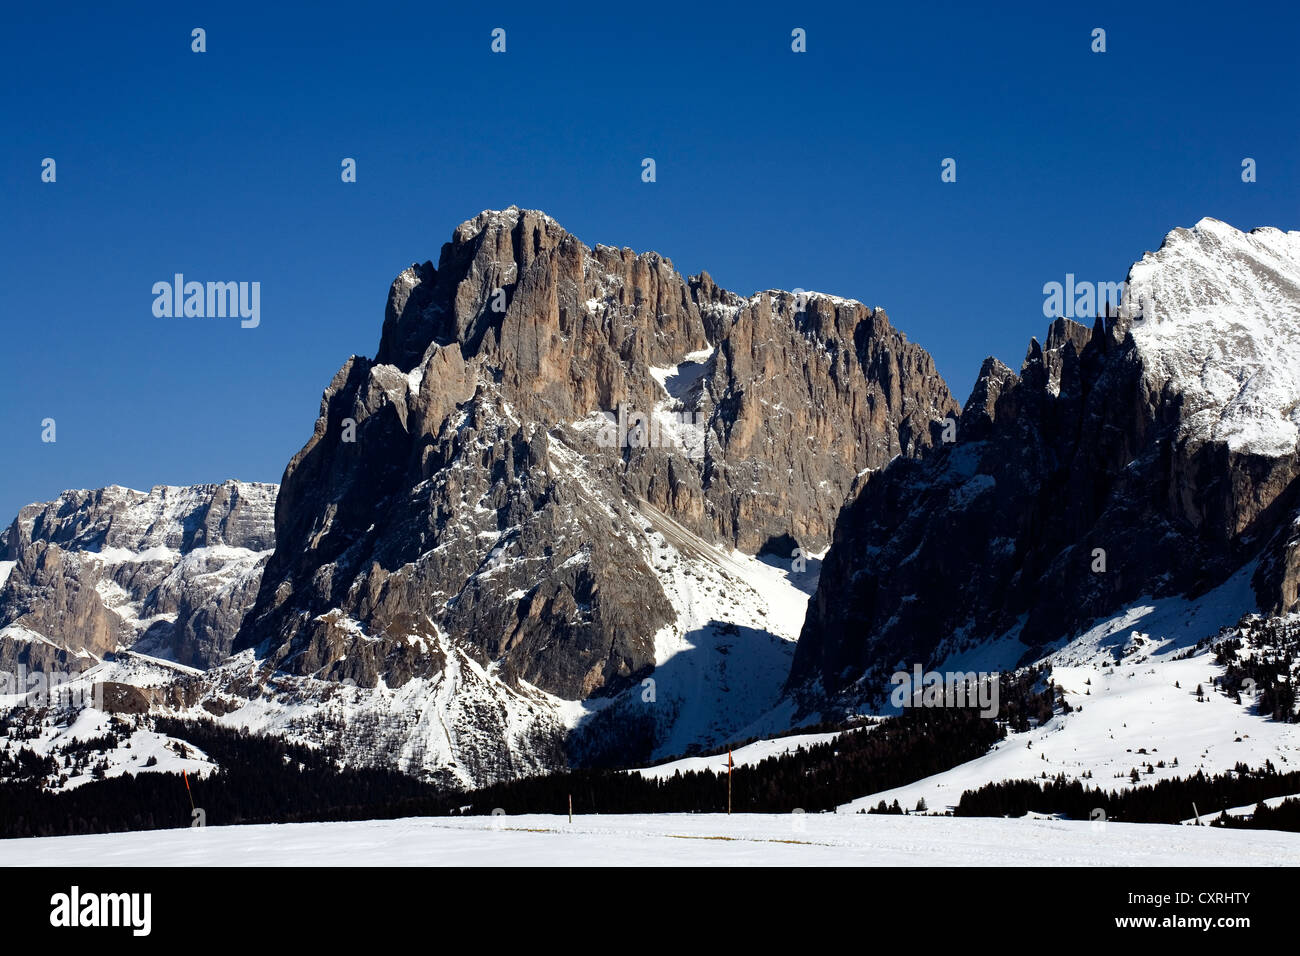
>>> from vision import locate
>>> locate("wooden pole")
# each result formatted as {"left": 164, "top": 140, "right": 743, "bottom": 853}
{"left": 568, "top": 793, "right": 573, "bottom": 824}
{"left": 727, "top": 748, "right": 732, "bottom": 815}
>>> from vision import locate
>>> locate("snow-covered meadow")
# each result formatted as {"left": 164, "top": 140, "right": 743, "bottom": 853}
{"left": 3, "top": 813, "right": 1297, "bottom": 867}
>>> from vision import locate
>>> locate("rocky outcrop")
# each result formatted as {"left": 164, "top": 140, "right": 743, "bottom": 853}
{"left": 790, "top": 219, "right": 1300, "bottom": 709}
{"left": 0, "top": 481, "right": 277, "bottom": 672}
{"left": 0, "top": 541, "right": 123, "bottom": 673}
{"left": 1254, "top": 514, "right": 1300, "bottom": 616}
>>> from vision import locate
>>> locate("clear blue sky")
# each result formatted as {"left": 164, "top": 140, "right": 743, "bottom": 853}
{"left": 2, "top": 1, "right": 1297, "bottom": 522}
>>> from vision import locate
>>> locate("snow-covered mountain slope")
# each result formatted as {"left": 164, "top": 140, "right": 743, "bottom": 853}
{"left": 0, "top": 629, "right": 569, "bottom": 792}
{"left": 4, "top": 812, "right": 1297, "bottom": 867}
{"left": 844, "top": 567, "right": 1300, "bottom": 814}
{"left": 0, "top": 702, "right": 215, "bottom": 791}
{"left": 0, "top": 481, "right": 276, "bottom": 673}
{"left": 0, "top": 487, "right": 824, "bottom": 791}
{"left": 202, "top": 521, "right": 819, "bottom": 786}
{"left": 1128, "top": 218, "right": 1300, "bottom": 458}
{"left": 572, "top": 504, "right": 825, "bottom": 764}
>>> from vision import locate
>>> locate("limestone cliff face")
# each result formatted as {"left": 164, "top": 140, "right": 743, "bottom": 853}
{"left": 790, "top": 219, "right": 1300, "bottom": 708}
{"left": 235, "top": 207, "right": 958, "bottom": 700}
{"left": 0, "top": 482, "right": 276, "bottom": 673}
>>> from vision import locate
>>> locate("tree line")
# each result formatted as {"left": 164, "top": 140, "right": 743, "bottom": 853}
{"left": 953, "top": 762, "right": 1300, "bottom": 831}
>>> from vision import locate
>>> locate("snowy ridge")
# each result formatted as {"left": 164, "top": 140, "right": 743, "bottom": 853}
{"left": 12, "top": 481, "right": 277, "bottom": 554}
{"left": 1128, "top": 218, "right": 1300, "bottom": 457}
{"left": 0, "top": 655, "right": 189, "bottom": 788}
{"left": 197, "top": 645, "right": 564, "bottom": 789}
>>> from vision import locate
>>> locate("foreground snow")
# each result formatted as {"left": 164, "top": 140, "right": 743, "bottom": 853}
{"left": 3, "top": 813, "right": 1298, "bottom": 867}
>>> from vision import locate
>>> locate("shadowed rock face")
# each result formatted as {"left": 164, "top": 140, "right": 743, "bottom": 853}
{"left": 236, "top": 206, "right": 958, "bottom": 700}
{"left": 791, "top": 220, "right": 1300, "bottom": 711}
{"left": 0, "top": 482, "right": 277, "bottom": 673}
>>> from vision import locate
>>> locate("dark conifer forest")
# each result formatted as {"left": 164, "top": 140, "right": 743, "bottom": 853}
{"left": 954, "top": 763, "right": 1300, "bottom": 829}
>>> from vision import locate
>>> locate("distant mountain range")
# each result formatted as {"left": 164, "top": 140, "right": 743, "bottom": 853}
{"left": 4, "top": 211, "right": 1297, "bottom": 802}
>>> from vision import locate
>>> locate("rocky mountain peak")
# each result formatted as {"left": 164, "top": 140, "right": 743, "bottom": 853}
{"left": 235, "top": 208, "right": 959, "bottom": 711}
{"left": 1127, "top": 217, "right": 1300, "bottom": 459}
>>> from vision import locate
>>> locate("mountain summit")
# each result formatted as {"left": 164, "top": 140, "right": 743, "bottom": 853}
{"left": 234, "top": 207, "right": 957, "bottom": 707}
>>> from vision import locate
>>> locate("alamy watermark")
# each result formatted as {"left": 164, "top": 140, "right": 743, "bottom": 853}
{"left": 594, "top": 403, "right": 705, "bottom": 459}
{"left": 0, "top": 666, "right": 103, "bottom": 710}
{"left": 1042, "top": 276, "right": 1159, "bottom": 324}
{"left": 50, "top": 886, "right": 151, "bottom": 936}
{"left": 152, "top": 275, "right": 260, "bottom": 328}
{"left": 890, "top": 665, "right": 1000, "bottom": 718}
